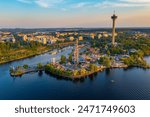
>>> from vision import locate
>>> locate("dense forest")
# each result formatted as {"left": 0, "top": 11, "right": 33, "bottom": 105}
{"left": 0, "top": 41, "right": 50, "bottom": 64}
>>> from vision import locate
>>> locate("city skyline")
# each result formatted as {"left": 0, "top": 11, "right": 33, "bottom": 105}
{"left": 0, "top": 0, "right": 150, "bottom": 28}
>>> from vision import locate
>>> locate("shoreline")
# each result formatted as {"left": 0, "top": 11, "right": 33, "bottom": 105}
{"left": 10, "top": 67, "right": 104, "bottom": 79}
{"left": 45, "top": 68, "right": 104, "bottom": 79}
{"left": 0, "top": 42, "right": 75, "bottom": 65}
{"left": 10, "top": 64, "right": 150, "bottom": 79}
{"left": 0, "top": 49, "right": 51, "bottom": 65}
{"left": 10, "top": 64, "right": 125, "bottom": 78}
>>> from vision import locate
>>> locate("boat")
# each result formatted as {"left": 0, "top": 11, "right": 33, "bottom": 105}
{"left": 50, "top": 50, "right": 58, "bottom": 55}
{"left": 111, "top": 80, "right": 115, "bottom": 83}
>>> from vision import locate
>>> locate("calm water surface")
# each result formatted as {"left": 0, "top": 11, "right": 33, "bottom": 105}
{"left": 0, "top": 50, "right": 150, "bottom": 100}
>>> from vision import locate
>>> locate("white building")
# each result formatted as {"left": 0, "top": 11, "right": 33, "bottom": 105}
{"left": 98, "top": 34, "right": 102, "bottom": 39}
{"left": 69, "top": 36, "right": 74, "bottom": 41}
{"left": 79, "top": 36, "right": 83, "bottom": 41}
{"left": 51, "top": 58, "right": 56, "bottom": 63}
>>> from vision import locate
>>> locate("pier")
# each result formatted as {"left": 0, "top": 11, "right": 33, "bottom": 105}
{"left": 10, "top": 66, "right": 44, "bottom": 77}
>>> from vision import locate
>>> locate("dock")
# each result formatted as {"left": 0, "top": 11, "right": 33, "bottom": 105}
{"left": 10, "top": 67, "right": 44, "bottom": 77}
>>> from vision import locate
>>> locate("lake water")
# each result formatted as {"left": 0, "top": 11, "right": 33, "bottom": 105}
{"left": 0, "top": 50, "right": 150, "bottom": 100}
{"left": 145, "top": 56, "right": 150, "bottom": 64}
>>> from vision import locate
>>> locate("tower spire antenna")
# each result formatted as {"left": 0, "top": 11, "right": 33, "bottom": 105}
{"left": 114, "top": 10, "right": 115, "bottom": 14}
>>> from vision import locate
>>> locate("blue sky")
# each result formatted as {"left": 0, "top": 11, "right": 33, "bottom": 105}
{"left": 0, "top": 0, "right": 150, "bottom": 28}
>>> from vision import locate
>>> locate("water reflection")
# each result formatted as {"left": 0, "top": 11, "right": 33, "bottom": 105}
{"left": 89, "top": 77, "right": 94, "bottom": 81}
{"left": 144, "top": 56, "right": 150, "bottom": 64}
{"left": 105, "top": 68, "right": 110, "bottom": 76}
{"left": 38, "top": 71, "right": 43, "bottom": 77}
{"left": 123, "top": 67, "right": 147, "bottom": 71}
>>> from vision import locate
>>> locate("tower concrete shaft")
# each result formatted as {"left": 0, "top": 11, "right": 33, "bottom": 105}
{"left": 111, "top": 13, "right": 118, "bottom": 45}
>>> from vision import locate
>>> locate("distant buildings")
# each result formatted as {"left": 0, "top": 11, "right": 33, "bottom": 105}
{"left": 51, "top": 58, "right": 56, "bottom": 64}
{"left": 21, "top": 31, "right": 85, "bottom": 44}
{"left": 18, "top": 30, "right": 119, "bottom": 45}
{"left": 0, "top": 32, "right": 16, "bottom": 43}
{"left": 102, "top": 32, "right": 109, "bottom": 38}
{"left": 90, "top": 33, "right": 95, "bottom": 39}
{"left": 69, "top": 36, "right": 74, "bottom": 41}
{"left": 98, "top": 34, "right": 102, "bottom": 39}
{"left": 41, "top": 37, "right": 47, "bottom": 45}
{"left": 22, "top": 34, "right": 58, "bottom": 45}
{"left": 79, "top": 36, "right": 83, "bottom": 41}
{"left": 132, "top": 31, "right": 149, "bottom": 39}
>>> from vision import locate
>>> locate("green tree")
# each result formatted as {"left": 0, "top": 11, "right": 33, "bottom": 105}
{"left": 136, "top": 50, "right": 144, "bottom": 58}
{"left": 99, "top": 57, "right": 111, "bottom": 68}
{"left": 60, "top": 55, "right": 67, "bottom": 64}
{"left": 106, "top": 50, "right": 110, "bottom": 56}
{"left": 89, "top": 64, "right": 98, "bottom": 72}
{"left": 104, "top": 57, "right": 111, "bottom": 68}
{"left": 23, "top": 64, "right": 29, "bottom": 69}
{"left": 68, "top": 54, "right": 73, "bottom": 63}
{"left": 37, "top": 63, "right": 43, "bottom": 69}
{"left": 80, "top": 68, "right": 87, "bottom": 75}
{"left": 73, "top": 70, "right": 79, "bottom": 76}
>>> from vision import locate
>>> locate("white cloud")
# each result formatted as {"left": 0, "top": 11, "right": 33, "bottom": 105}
{"left": 17, "top": 0, "right": 64, "bottom": 8}
{"left": 61, "top": 8, "right": 67, "bottom": 11}
{"left": 120, "top": 0, "right": 150, "bottom": 3}
{"left": 95, "top": 0, "right": 150, "bottom": 8}
{"left": 17, "top": 0, "right": 150, "bottom": 9}
{"left": 35, "top": 0, "right": 49, "bottom": 8}
{"left": 17, "top": 0, "right": 31, "bottom": 4}
{"left": 72, "top": 2, "right": 90, "bottom": 8}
